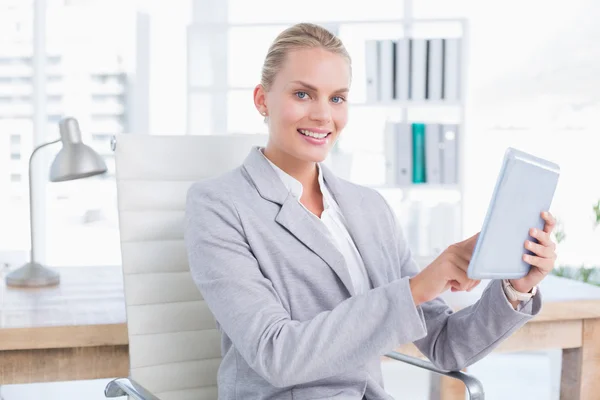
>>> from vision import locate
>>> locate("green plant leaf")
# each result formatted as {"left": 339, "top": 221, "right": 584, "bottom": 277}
{"left": 578, "top": 266, "right": 595, "bottom": 283}
{"left": 552, "top": 217, "right": 567, "bottom": 244}
{"left": 552, "top": 265, "right": 569, "bottom": 277}
{"left": 593, "top": 200, "right": 600, "bottom": 228}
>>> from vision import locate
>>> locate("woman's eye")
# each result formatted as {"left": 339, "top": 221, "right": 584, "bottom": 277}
{"left": 331, "top": 96, "right": 345, "bottom": 104}
{"left": 295, "top": 91, "right": 308, "bottom": 99}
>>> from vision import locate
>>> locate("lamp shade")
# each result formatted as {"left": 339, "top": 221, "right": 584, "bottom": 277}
{"left": 49, "top": 117, "right": 107, "bottom": 182}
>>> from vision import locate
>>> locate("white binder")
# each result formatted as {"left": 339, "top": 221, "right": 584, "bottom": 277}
{"left": 409, "top": 38, "right": 427, "bottom": 101}
{"left": 394, "top": 38, "right": 410, "bottom": 101}
{"left": 443, "top": 38, "right": 461, "bottom": 101}
{"left": 379, "top": 40, "right": 394, "bottom": 102}
{"left": 426, "top": 39, "right": 444, "bottom": 101}
{"left": 441, "top": 124, "right": 459, "bottom": 184}
{"left": 384, "top": 121, "right": 397, "bottom": 185}
{"left": 365, "top": 40, "right": 379, "bottom": 103}
{"left": 425, "top": 124, "right": 442, "bottom": 184}
{"left": 395, "top": 123, "right": 413, "bottom": 185}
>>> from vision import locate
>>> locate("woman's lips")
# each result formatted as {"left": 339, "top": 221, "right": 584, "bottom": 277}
{"left": 297, "top": 129, "right": 331, "bottom": 145}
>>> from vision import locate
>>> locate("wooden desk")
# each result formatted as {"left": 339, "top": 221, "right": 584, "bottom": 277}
{"left": 396, "top": 276, "right": 600, "bottom": 400}
{"left": 0, "top": 267, "right": 599, "bottom": 400}
{"left": 0, "top": 266, "right": 129, "bottom": 384}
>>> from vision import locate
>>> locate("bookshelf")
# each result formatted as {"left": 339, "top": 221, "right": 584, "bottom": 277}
{"left": 186, "top": 16, "right": 469, "bottom": 260}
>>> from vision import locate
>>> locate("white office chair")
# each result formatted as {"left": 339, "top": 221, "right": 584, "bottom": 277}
{"left": 104, "top": 134, "right": 484, "bottom": 400}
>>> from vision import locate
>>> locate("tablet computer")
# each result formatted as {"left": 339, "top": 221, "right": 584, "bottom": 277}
{"left": 467, "top": 147, "right": 560, "bottom": 280}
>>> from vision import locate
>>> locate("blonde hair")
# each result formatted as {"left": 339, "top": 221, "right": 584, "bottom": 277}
{"left": 260, "top": 22, "right": 352, "bottom": 92}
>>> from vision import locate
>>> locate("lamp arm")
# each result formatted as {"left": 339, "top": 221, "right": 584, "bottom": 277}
{"left": 28, "top": 138, "right": 61, "bottom": 263}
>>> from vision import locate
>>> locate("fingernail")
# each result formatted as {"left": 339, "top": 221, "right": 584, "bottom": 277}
{"left": 526, "top": 241, "right": 532, "bottom": 249}
{"left": 531, "top": 228, "right": 537, "bottom": 235}
{"left": 523, "top": 254, "right": 529, "bottom": 261}
{"left": 542, "top": 211, "right": 548, "bottom": 217}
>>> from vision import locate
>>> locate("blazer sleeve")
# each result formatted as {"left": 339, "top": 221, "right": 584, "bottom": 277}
{"left": 379, "top": 194, "right": 543, "bottom": 371}
{"left": 184, "top": 182, "right": 427, "bottom": 388}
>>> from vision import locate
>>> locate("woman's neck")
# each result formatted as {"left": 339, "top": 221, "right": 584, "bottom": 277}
{"left": 263, "top": 146, "right": 319, "bottom": 194}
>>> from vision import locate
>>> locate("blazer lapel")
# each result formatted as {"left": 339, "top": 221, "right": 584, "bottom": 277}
{"left": 242, "top": 147, "right": 356, "bottom": 296}
{"left": 320, "top": 164, "right": 390, "bottom": 289}
{"left": 275, "top": 196, "right": 356, "bottom": 296}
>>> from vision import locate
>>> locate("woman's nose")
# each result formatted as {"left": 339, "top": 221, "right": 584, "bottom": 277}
{"left": 309, "top": 99, "right": 332, "bottom": 124}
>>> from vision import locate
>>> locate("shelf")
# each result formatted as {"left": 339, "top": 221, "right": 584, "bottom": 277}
{"left": 189, "top": 87, "right": 462, "bottom": 108}
{"left": 349, "top": 100, "right": 461, "bottom": 108}
{"left": 189, "top": 18, "right": 467, "bottom": 29}
{"left": 368, "top": 184, "right": 460, "bottom": 190}
{"left": 371, "top": 184, "right": 462, "bottom": 204}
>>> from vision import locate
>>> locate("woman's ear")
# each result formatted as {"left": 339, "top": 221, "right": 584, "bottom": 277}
{"left": 253, "top": 84, "right": 268, "bottom": 117}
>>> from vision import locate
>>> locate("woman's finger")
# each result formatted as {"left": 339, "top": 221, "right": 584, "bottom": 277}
{"left": 530, "top": 227, "right": 554, "bottom": 248}
{"left": 525, "top": 239, "right": 555, "bottom": 259}
{"left": 523, "top": 254, "right": 555, "bottom": 274}
{"left": 450, "top": 265, "right": 476, "bottom": 291}
{"left": 541, "top": 211, "right": 556, "bottom": 234}
{"left": 449, "top": 245, "right": 473, "bottom": 272}
{"left": 467, "top": 280, "right": 481, "bottom": 292}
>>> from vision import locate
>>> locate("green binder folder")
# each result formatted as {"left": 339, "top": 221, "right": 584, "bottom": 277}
{"left": 412, "top": 123, "right": 426, "bottom": 183}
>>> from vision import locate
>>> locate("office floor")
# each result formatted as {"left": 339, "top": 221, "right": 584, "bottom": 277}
{"left": 0, "top": 351, "right": 562, "bottom": 399}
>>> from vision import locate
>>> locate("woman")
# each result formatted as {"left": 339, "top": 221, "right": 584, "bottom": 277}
{"left": 184, "top": 22, "right": 556, "bottom": 400}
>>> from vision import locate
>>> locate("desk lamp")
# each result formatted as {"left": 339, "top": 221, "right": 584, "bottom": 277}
{"left": 6, "top": 117, "right": 107, "bottom": 287}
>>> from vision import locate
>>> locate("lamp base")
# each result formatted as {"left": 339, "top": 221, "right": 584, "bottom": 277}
{"left": 5, "top": 262, "right": 60, "bottom": 288}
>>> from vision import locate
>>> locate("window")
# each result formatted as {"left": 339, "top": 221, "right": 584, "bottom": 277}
{"left": 40, "top": 0, "right": 140, "bottom": 267}
{"left": 0, "top": 0, "right": 149, "bottom": 267}
{"left": 0, "top": 1, "right": 34, "bottom": 259}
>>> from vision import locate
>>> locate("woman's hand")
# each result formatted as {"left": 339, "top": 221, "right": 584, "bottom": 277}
{"left": 409, "top": 233, "right": 481, "bottom": 306}
{"left": 509, "top": 211, "right": 557, "bottom": 293}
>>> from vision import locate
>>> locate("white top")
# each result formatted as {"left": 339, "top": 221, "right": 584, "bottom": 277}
{"left": 260, "top": 148, "right": 371, "bottom": 295}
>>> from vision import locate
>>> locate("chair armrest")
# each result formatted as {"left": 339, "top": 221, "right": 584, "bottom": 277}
{"left": 105, "top": 377, "right": 162, "bottom": 400}
{"left": 384, "top": 351, "right": 484, "bottom": 400}
{"left": 104, "top": 356, "right": 482, "bottom": 399}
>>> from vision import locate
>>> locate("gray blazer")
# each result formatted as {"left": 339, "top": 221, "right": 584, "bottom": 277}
{"left": 184, "top": 146, "right": 542, "bottom": 400}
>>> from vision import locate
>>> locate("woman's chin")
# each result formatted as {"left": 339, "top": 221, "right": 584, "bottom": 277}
{"left": 295, "top": 137, "right": 335, "bottom": 161}
{"left": 299, "top": 147, "right": 331, "bottom": 163}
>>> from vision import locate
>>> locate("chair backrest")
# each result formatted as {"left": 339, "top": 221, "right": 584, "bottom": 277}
{"left": 114, "top": 134, "right": 268, "bottom": 400}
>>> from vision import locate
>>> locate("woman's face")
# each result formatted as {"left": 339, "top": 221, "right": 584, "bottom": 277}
{"left": 255, "top": 47, "right": 350, "bottom": 164}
